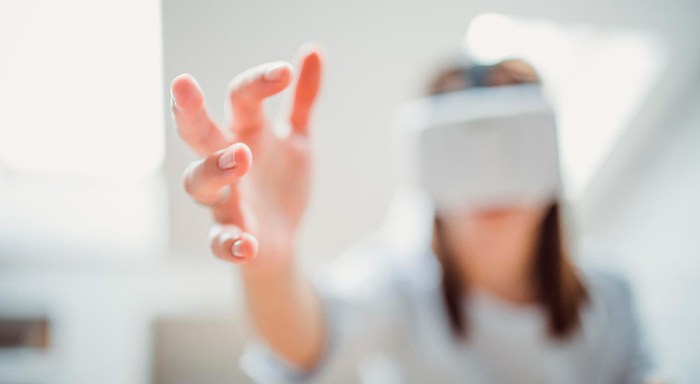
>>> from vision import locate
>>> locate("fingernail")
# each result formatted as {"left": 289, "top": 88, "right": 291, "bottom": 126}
{"left": 231, "top": 240, "right": 245, "bottom": 258}
{"left": 218, "top": 147, "right": 237, "bottom": 170}
{"left": 264, "top": 63, "right": 287, "bottom": 82}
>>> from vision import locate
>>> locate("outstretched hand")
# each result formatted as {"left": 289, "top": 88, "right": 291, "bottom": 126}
{"left": 171, "top": 44, "right": 323, "bottom": 270}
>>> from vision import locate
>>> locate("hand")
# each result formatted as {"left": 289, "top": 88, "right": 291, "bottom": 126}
{"left": 171, "top": 44, "right": 323, "bottom": 271}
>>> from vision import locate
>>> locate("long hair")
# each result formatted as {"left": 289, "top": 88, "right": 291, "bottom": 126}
{"left": 434, "top": 203, "right": 588, "bottom": 339}
{"left": 427, "top": 60, "right": 587, "bottom": 339}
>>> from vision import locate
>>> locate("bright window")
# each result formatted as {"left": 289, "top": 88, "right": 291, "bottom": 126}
{"left": 0, "top": 0, "right": 164, "bottom": 179}
{"left": 465, "top": 13, "right": 667, "bottom": 198}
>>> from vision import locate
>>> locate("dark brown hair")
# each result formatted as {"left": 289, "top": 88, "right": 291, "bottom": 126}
{"left": 428, "top": 61, "right": 587, "bottom": 339}
{"left": 434, "top": 204, "right": 588, "bottom": 339}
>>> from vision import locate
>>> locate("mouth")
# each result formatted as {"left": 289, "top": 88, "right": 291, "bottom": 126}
{"left": 471, "top": 207, "right": 515, "bottom": 220}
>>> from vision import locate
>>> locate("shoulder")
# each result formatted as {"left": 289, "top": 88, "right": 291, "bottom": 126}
{"left": 580, "top": 266, "right": 635, "bottom": 313}
{"left": 581, "top": 267, "right": 634, "bottom": 304}
{"left": 576, "top": 267, "right": 654, "bottom": 379}
{"left": 578, "top": 266, "right": 641, "bottom": 337}
{"left": 574, "top": 240, "right": 637, "bottom": 309}
{"left": 577, "top": 267, "right": 644, "bottom": 358}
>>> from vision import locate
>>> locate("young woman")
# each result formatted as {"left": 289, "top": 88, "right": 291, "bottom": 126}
{"left": 170, "top": 44, "right": 653, "bottom": 383}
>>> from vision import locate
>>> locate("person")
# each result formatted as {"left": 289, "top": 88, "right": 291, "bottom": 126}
{"left": 169, "top": 43, "right": 653, "bottom": 383}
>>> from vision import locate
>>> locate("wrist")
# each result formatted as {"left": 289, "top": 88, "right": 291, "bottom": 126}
{"left": 240, "top": 243, "right": 296, "bottom": 281}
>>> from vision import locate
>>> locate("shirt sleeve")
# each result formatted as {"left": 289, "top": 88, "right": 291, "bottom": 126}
{"left": 590, "top": 270, "right": 654, "bottom": 384}
{"left": 614, "top": 276, "right": 654, "bottom": 384}
{"left": 240, "top": 240, "right": 408, "bottom": 383}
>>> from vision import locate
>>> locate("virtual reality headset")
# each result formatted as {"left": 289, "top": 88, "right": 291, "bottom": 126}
{"left": 395, "top": 84, "right": 561, "bottom": 213}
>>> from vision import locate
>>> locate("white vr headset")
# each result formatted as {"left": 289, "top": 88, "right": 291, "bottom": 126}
{"left": 394, "top": 84, "right": 561, "bottom": 213}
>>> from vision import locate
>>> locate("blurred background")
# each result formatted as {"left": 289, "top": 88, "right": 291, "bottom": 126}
{"left": 0, "top": 0, "right": 698, "bottom": 383}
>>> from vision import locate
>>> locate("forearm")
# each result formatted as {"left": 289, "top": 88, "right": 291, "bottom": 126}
{"left": 241, "top": 257, "right": 326, "bottom": 371}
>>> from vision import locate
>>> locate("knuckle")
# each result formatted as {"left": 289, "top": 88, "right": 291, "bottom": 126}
{"left": 212, "top": 207, "right": 235, "bottom": 224}
{"left": 208, "top": 233, "right": 220, "bottom": 254}
{"left": 182, "top": 168, "right": 195, "bottom": 196}
{"left": 228, "top": 72, "right": 260, "bottom": 104}
{"left": 227, "top": 76, "right": 246, "bottom": 100}
{"left": 204, "top": 152, "right": 221, "bottom": 173}
{"left": 182, "top": 160, "right": 205, "bottom": 198}
{"left": 208, "top": 225, "right": 222, "bottom": 243}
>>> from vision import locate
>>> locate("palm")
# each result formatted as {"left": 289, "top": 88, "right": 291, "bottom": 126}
{"left": 228, "top": 129, "right": 312, "bottom": 253}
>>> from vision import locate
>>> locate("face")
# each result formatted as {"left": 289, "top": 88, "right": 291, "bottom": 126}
{"left": 438, "top": 202, "right": 550, "bottom": 268}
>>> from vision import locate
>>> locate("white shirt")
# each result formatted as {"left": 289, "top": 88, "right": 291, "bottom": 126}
{"left": 240, "top": 189, "right": 652, "bottom": 384}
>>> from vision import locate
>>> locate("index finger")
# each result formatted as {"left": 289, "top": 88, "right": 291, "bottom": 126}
{"left": 227, "top": 62, "right": 293, "bottom": 134}
{"left": 171, "top": 74, "right": 229, "bottom": 156}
